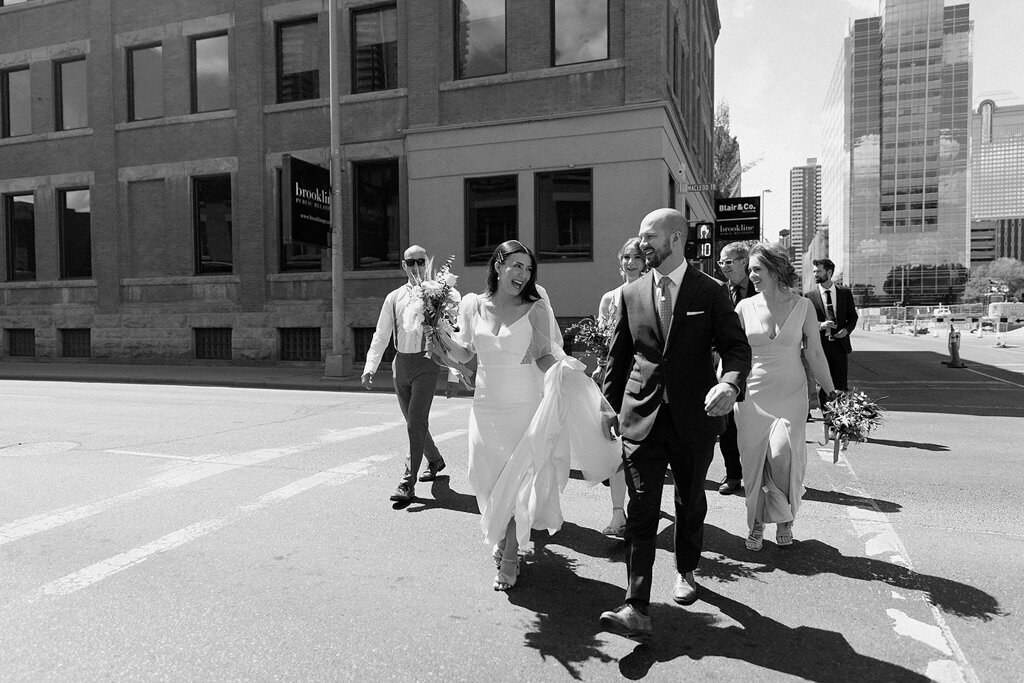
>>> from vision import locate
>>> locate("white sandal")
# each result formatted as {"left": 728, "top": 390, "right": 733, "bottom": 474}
{"left": 746, "top": 521, "right": 765, "bottom": 552}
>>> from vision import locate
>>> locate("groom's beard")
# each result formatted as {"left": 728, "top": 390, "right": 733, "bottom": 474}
{"left": 645, "top": 244, "right": 672, "bottom": 269}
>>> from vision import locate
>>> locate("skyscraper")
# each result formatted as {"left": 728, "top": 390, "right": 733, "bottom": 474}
{"left": 970, "top": 99, "right": 1024, "bottom": 262}
{"left": 821, "top": 0, "right": 972, "bottom": 306}
{"left": 788, "top": 157, "right": 821, "bottom": 277}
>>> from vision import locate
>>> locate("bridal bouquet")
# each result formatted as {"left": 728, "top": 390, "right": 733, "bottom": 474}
{"left": 823, "top": 389, "right": 885, "bottom": 462}
{"left": 566, "top": 316, "right": 614, "bottom": 363}
{"left": 402, "top": 255, "right": 461, "bottom": 357}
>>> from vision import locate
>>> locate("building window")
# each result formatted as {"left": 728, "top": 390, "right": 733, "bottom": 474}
{"left": 193, "top": 175, "right": 233, "bottom": 274}
{"left": 552, "top": 0, "right": 608, "bottom": 66}
{"left": 60, "top": 329, "right": 91, "bottom": 358}
{"left": 465, "top": 175, "right": 517, "bottom": 265}
{"left": 1, "top": 66, "right": 31, "bottom": 137}
{"left": 6, "top": 329, "right": 35, "bottom": 358}
{"left": 278, "top": 169, "right": 323, "bottom": 271}
{"left": 535, "top": 168, "right": 593, "bottom": 261}
{"left": 455, "top": 0, "right": 506, "bottom": 79}
{"left": 280, "top": 327, "right": 321, "bottom": 361}
{"left": 352, "top": 5, "right": 397, "bottom": 94}
{"left": 277, "top": 18, "right": 320, "bottom": 103}
{"left": 195, "top": 328, "right": 232, "bottom": 360}
{"left": 191, "top": 32, "right": 230, "bottom": 113}
{"left": 353, "top": 160, "right": 400, "bottom": 270}
{"left": 55, "top": 58, "right": 87, "bottom": 131}
{"left": 4, "top": 193, "right": 35, "bottom": 281}
{"left": 59, "top": 188, "right": 91, "bottom": 279}
{"left": 353, "top": 326, "right": 396, "bottom": 364}
{"left": 127, "top": 44, "right": 163, "bottom": 121}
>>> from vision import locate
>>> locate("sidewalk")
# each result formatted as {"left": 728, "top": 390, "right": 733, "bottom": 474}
{"left": 0, "top": 359, "right": 367, "bottom": 393}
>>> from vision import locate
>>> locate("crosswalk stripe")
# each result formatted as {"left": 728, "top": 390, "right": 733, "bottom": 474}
{"left": 0, "top": 419, "right": 410, "bottom": 547}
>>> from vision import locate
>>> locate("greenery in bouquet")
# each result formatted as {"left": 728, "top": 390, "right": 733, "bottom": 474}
{"left": 823, "top": 388, "right": 885, "bottom": 448}
{"left": 566, "top": 316, "right": 614, "bottom": 362}
{"left": 402, "top": 255, "right": 461, "bottom": 356}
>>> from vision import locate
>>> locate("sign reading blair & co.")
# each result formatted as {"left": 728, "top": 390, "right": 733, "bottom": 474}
{"left": 714, "top": 196, "right": 761, "bottom": 242}
{"left": 283, "top": 155, "right": 331, "bottom": 248}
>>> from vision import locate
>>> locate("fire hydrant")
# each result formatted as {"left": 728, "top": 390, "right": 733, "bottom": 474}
{"left": 944, "top": 325, "right": 966, "bottom": 368}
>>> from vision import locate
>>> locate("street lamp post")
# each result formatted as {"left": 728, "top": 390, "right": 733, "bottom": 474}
{"left": 323, "top": 0, "right": 347, "bottom": 377}
{"left": 760, "top": 188, "right": 772, "bottom": 241}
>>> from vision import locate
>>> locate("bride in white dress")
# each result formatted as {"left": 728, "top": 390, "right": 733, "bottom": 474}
{"left": 437, "top": 240, "right": 620, "bottom": 591}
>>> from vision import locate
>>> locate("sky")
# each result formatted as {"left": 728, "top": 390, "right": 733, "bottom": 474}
{"left": 714, "top": 0, "right": 1024, "bottom": 241}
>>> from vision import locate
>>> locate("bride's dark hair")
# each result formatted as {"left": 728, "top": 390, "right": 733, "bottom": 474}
{"left": 749, "top": 242, "right": 799, "bottom": 290}
{"left": 486, "top": 240, "right": 540, "bottom": 302}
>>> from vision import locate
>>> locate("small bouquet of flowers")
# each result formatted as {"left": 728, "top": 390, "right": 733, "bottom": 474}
{"left": 566, "top": 316, "right": 615, "bottom": 365}
{"left": 402, "top": 255, "right": 461, "bottom": 358}
{"left": 823, "top": 388, "right": 885, "bottom": 463}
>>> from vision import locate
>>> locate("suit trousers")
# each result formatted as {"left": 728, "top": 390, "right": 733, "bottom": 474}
{"left": 717, "top": 412, "right": 743, "bottom": 481}
{"left": 621, "top": 406, "right": 716, "bottom": 607}
{"left": 818, "top": 338, "right": 850, "bottom": 408}
{"left": 393, "top": 352, "right": 443, "bottom": 487}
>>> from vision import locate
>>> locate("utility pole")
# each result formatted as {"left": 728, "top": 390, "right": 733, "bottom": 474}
{"left": 323, "top": 0, "right": 347, "bottom": 377}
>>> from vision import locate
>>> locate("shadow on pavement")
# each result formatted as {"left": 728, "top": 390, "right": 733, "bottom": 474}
{"left": 850, "top": 350, "right": 1024, "bottom": 418}
{"left": 865, "top": 437, "right": 950, "bottom": 452}
{"left": 616, "top": 588, "right": 931, "bottom": 682}
{"left": 702, "top": 526, "right": 1005, "bottom": 622}
{"left": 801, "top": 486, "right": 903, "bottom": 513}
{"left": 403, "top": 477, "right": 479, "bottom": 515}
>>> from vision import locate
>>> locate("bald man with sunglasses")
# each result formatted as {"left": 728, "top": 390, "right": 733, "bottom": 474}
{"left": 362, "top": 245, "right": 450, "bottom": 503}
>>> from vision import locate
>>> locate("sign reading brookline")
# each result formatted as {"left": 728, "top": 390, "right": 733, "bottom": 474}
{"left": 283, "top": 155, "right": 331, "bottom": 248}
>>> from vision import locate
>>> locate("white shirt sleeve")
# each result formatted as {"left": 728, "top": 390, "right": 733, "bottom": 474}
{"left": 362, "top": 289, "right": 397, "bottom": 376}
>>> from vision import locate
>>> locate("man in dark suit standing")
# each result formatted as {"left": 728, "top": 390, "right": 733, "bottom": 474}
{"left": 805, "top": 258, "right": 858, "bottom": 411}
{"left": 599, "top": 209, "right": 751, "bottom": 642}
{"left": 715, "top": 241, "right": 756, "bottom": 495}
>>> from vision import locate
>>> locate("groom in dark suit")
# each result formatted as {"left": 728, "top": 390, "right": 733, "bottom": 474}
{"left": 599, "top": 209, "right": 751, "bottom": 642}
{"left": 805, "top": 258, "right": 858, "bottom": 411}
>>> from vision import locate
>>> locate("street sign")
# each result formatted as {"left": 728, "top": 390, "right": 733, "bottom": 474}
{"left": 282, "top": 155, "right": 331, "bottom": 248}
{"left": 684, "top": 221, "right": 715, "bottom": 263}
{"left": 715, "top": 196, "right": 761, "bottom": 243}
{"left": 686, "top": 183, "right": 716, "bottom": 192}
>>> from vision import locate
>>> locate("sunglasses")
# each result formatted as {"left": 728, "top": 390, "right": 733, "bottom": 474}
{"left": 403, "top": 258, "right": 426, "bottom": 267}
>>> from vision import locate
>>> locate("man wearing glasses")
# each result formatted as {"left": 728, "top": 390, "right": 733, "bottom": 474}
{"left": 362, "top": 245, "right": 448, "bottom": 503}
{"left": 715, "top": 242, "right": 755, "bottom": 496}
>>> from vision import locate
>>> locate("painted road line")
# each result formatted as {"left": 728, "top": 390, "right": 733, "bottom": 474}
{"left": 965, "top": 367, "right": 1024, "bottom": 390}
{"left": 27, "top": 438, "right": 434, "bottom": 599}
{"left": 0, "top": 420, "right": 408, "bottom": 547}
{"left": 820, "top": 447, "right": 979, "bottom": 683}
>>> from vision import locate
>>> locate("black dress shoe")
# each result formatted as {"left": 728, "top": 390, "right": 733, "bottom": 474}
{"left": 599, "top": 604, "right": 652, "bottom": 642}
{"left": 418, "top": 458, "right": 446, "bottom": 482}
{"left": 718, "top": 477, "right": 742, "bottom": 495}
{"left": 673, "top": 572, "right": 698, "bottom": 606}
{"left": 389, "top": 483, "right": 414, "bottom": 502}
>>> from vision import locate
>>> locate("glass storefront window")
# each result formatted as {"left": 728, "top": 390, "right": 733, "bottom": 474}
{"left": 4, "top": 193, "right": 35, "bottom": 281}
{"left": 193, "top": 175, "right": 233, "bottom": 274}
{"left": 465, "top": 175, "right": 517, "bottom": 265}
{"left": 59, "top": 188, "right": 91, "bottom": 278}
{"left": 353, "top": 160, "right": 400, "bottom": 270}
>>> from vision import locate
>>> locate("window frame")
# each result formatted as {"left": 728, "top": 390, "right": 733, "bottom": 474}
{"left": 127, "top": 43, "right": 164, "bottom": 122}
{"left": 275, "top": 16, "right": 321, "bottom": 104}
{"left": 54, "top": 56, "right": 88, "bottom": 131}
{"left": 57, "top": 187, "right": 92, "bottom": 279}
{"left": 1, "top": 65, "right": 31, "bottom": 138}
{"left": 350, "top": 3, "right": 398, "bottom": 95}
{"left": 192, "top": 174, "right": 234, "bottom": 275}
{"left": 190, "top": 31, "right": 231, "bottom": 114}
{"left": 533, "top": 168, "right": 594, "bottom": 262}
{"left": 352, "top": 158, "right": 401, "bottom": 271}
{"left": 550, "top": 0, "right": 610, "bottom": 68}
{"left": 464, "top": 174, "right": 518, "bottom": 266}
{"left": 3, "top": 192, "right": 36, "bottom": 282}
{"left": 453, "top": 0, "right": 507, "bottom": 80}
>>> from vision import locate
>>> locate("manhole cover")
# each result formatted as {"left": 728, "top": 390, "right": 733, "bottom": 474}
{"left": 0, "top": 442, "right": 78, "bottom": 457}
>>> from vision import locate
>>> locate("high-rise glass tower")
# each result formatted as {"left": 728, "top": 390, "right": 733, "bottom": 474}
{"left": 789, "top": 157, "right": 821, "bottom": 277}
{"left": 821, "top": 0, "right": 972, "bottom": 306}
{"left": 970, "top": 100, "right": 1024, "bottom": 262}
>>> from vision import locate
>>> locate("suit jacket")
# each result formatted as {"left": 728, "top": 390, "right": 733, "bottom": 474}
{"left": 602, "top": 267, "right": 751, "bottom": 444}
{"left": 723, "top": 278, "right": 756, "bottom": 307}
{"left": 805, "top": 285, "right": 858, "bottom": 354}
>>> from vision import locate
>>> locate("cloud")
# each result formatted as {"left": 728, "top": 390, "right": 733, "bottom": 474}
{"left": 727, "top": 0, "right": 756, "bottom": 20}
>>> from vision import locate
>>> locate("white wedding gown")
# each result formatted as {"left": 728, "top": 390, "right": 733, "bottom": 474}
{"left": 458, "top": 293, "right": 621, "bottom": 548}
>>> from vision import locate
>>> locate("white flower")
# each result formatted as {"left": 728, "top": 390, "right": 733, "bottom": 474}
{"left": 441, "top": 272, "right": 458, "bottom": 288}
{"left": 421, "top": 280, "right": 443, "bottom": 295}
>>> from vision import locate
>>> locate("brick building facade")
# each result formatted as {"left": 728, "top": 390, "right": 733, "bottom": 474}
{"left": 1, "top": 0, "right": 720, "bottom": 370}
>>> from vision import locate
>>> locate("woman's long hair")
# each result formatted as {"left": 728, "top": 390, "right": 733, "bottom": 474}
{"left": 617, "top": 237, "right": 647, "bottom": 282}
{"left": 749, "top": 242, "right": 799, "bottom": 290}
{"left": 485, "top": 240, "right": 541, "bottom": 302}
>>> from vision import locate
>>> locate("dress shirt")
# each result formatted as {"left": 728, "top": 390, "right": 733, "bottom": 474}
{"left": 362, "top": 284, "right": 425, "bottom": 375}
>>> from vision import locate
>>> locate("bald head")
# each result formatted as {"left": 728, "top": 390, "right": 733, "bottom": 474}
{"left": 404, "top": 245, "right": 427, "bottom": 260}
{"left": 638, "top": 208, "right": 688, "bottom": 272}
{"left": 402, "top": 244, "right": 428, "bottom": 283}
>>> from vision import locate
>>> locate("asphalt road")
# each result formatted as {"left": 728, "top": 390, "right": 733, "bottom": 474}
{"left": 0, "top": 329, "right": 1020, "bottom": 681}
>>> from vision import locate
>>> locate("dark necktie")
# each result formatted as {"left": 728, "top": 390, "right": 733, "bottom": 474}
{"left": 825, "top": 289, "right": 836, "bottom": 321}
{"left": 658, "top": 276, "right": 673, "bottom": 343}
{"left": 731, "top": 284, "right": 741, "bottom": 306}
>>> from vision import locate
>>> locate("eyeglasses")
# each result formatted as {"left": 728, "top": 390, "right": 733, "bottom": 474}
{"left": 403, "top": 258, "right": 426, "bottom": 267}
{"left": 717, "top": 258, "right": 742, "bottom": 267}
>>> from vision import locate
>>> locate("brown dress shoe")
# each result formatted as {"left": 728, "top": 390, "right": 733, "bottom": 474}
{"left": 673, "top": 572, "right": 698, "bottom": 605}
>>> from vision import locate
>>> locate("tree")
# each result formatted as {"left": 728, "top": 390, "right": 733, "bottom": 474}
{"left": 962, "top": 258, "right": 1024, "bottom": 302}
{"left": 713, "top": 102, "right": 759, "bottom": 198}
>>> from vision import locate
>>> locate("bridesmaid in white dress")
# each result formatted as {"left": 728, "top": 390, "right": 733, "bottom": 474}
{"left": 733, "top": 243, "right": 835, "bottom": 551}
{"left": 439, "top": 240, "right": 619, "bottom": 591}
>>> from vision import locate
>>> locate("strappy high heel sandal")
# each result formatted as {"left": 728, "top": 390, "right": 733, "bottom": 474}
{"left": 776, "top": 521, "right": 793, "bottom": 546}
{"left": 601, "top": 507, "right": 627, "bottom": 537}
{"left": 493, "top": 557, "right": 520, "bottom": 592}
{"left": 745, "top": 521, "right": 765, "bottom": 552}
{"left": 492, "top": 542, "right": 504, "bottom": 569}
